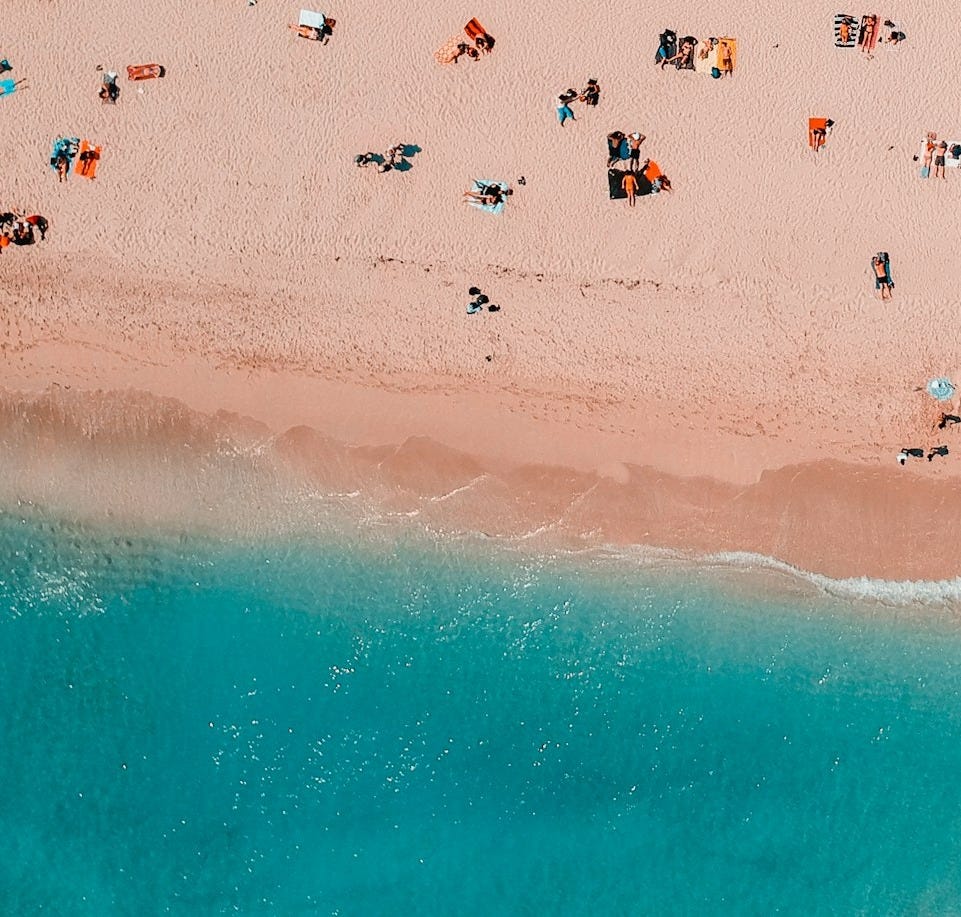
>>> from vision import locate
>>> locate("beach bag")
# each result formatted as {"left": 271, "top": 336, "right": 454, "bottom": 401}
{"left": 711, "top": 67, "right": 721, "bottom": 78}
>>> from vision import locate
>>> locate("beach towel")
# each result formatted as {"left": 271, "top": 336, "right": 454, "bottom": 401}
{"left": 468, "top": 179, "right": 508, "bottom": 214}
{"left": 809, "top": 117, "right": 829, "bottom": 149}
{"left": 434, "top": 36, "right": 464, "bottom": 64}
{"left": 464, "top": 17, "right": 488, "bottom": 41}
{"left": 716, "top": 37, "right": 737, "bottom": 74}
{"left": 126, "top": 63, "right": 163, "bottom": 81}
{"left": 694, "top": 38, "right": 719, "bottom": 74}
{"left": 298, "top": 8, "right": 326, "bottom": 28}
{"left": 608, "top": 169, "right": 652, "bottom": 200}
{"left": 0, "top": 77, "right": 17, "bottom": 97}
{"left": 50, "top": 137, "right": 79, "bottom": 171}
{"left": 75, "top": 141, "right": 101, "bottom": 179}
{"left": 834, "top": 13, "right": 859, "bottom": 47}
{"left": 606, "top": 136, "right": 631, "bottom": 163}
{"left": 858, "top": 14, "right": 880, "bottom": 51}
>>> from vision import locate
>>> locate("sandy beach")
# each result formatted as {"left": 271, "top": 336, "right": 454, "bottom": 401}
{"left": 3, "top": 0, "right": 961, "bottom": 582}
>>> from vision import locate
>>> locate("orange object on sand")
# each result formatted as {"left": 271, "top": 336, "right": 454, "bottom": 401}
{"left": 127, "top": 63, "right": 163, "bottom": 81}
{"left": 643, "top": 160, "right": 663, "bottom": 183}
{"left": 464, "top": 18, "right": 487, "bottom": 41}
{"left": 0, "top": 235, "right": 9, "bottom": 250}
{"left": 75, "top": 141, "right": 102, "bottom": 179}
{"left": 717, "top": 37, "right": 737, "bottom": 72}
{"left": 808, "top": 117, "right": 828, "bottom": 149}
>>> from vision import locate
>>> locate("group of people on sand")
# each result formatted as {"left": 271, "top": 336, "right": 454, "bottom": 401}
{"left": 0, "top": 212, "right": 48, "bottom": 251}
{"left": 555, "top": 80, "right": 601, "bottom": 126}
{"left": 451, "top": 31, "right": 495, "bottom": 62}
{"left": 355, "top": 144, "right": 408, "bottom": 173}
{"left": 898, "top": 412, "right": 958, "bottom": 465}
{"left": 656, "top": 32, "right": 733, "bottom": 75}
{"left": 919, "top": 134, "right": 957, "bottom": 181}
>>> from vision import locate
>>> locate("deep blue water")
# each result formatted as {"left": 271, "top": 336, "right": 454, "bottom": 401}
{"left": 2, "top": 514, "right": 961, "bottom": 915}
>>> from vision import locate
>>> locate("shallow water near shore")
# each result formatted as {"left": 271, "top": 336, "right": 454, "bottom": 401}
{"left": 3, "top": 513, "right": 961, "bottom": 915}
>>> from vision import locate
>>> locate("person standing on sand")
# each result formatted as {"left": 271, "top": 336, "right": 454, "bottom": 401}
{"left": 627, "top": 132, "right": 645, "bottom": 169}
{"left": 621, "top": 171, "right": 638, "bottom": 207}
{"left": 556, "top": 94, "right": 575, "bottom": 126}
{"left": 718, "top": 40, "right": 733, "bottom": 76}
{"left": 934, "top": 140, "right": 948, "bottom": 180}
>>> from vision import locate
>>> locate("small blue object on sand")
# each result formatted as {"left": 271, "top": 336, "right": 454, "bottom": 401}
{"left": 927, "top": 378, "right": 956, "bottom": 401}
{"left": 468, "top": 179, "right": 508, "bottom": 215}
{"left": 0, "top": 77, "right": 17, "bottom": 97}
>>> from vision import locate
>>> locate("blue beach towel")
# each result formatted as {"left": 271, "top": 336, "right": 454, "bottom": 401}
{"left": 0, "top": 77, "right": 17, "bottom": 97}
{"left": 50, "top": 137, "right": 80, "bottom": 171}
{"left": 468, "top": 179, "right": 508, "bottom": 215}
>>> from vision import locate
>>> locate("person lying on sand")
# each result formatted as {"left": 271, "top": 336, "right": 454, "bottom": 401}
{"left": 897, "top": 447, "right": 925, "bottom": 464}
{"left": 872, "top": 253, "right": 893, "bottom": 300}
{"left": 661, "top": 37, "right": 695, "bottom": 70}
{"left": 928, "top": 445, "right": 949, "bottom": 461}
{"left": 938, "top": 414, "right": 961, "bottom": 429}
{"left": 718, "top": 40, "right": 733, "bottom": 75}
{"left": 289, "top": 24, "right": 325, "bottom": 41}
{"left": 463, "top": 185, "right": 512, "bottom": 206}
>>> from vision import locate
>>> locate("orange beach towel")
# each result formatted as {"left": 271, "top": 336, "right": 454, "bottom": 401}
{"left": 127, "top": 63, "right": 163, "bottom": 81}
{"left": 75, "top": 140, "right": 101, "bottom": 179}
{"left": 643, "top": 160, "right": 663, "bottom": 183}
{"left": 717, "top": 37, "right": 737, "bottom": 73}
{"left": 464, "top": 18, "right": 487, "bottom": 41}
{"left": 808, "top": 117, "right": 828, "bottom": 149}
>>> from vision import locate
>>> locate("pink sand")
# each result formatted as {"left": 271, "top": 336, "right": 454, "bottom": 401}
{"left": 2, "top": 0, "right": 960, "bottom": 581}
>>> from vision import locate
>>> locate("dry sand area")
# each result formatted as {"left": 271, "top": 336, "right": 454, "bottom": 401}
{"left": 3, "top": 0, "right": 961, "bottom": 581}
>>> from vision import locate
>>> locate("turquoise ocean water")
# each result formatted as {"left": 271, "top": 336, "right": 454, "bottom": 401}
{"left": 3, "top": 512, "right": 961, "bottom": 915}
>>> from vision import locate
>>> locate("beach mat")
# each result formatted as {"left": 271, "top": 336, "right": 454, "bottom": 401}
{"left": 608, "top": 169, "right": 652, "bottom": 200}
{"left": 834, "top": 13, "right": 859, "bottom": 47}
{"left": 434, "top": 35, "right": 463, "bottom": 64}
{"left": 75, "top": 141, "right": 101, "bottom": 179}
{"left": 716, "top": 37, "right": 736, "bottom": 73}
{"left": 127, "top": 63, "right": 163, "bottom": 81}
{"left": 50, "top": 137, "right": 79, "bottom": 171}
{"left": 858, "top": 14, "right": 880, "bottom": 51}
{"left": 299, "top": 8, "right": 326, "bottom": 28}
{"left": 808, "top": 117, "right": 828, "bottom": 149}
{"left": 468, "top": 179, "right": 507, "bottom": 214}
{"left": 464, "top": 17, "right": 488, "bottom": 41}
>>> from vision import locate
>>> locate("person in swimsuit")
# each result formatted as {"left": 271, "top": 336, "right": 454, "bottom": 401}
{"left": 627, "top": 132, "right": 645, "bottom": 169}
{"left": 607, "top": 131, "right": 625, "bottom": 167}
{"left": 580, "top": 79, "right": 600, "bottom": 106}
{"left": 934, "top": 140, "right": 948, "bottom": 180}
{"left": 872, "top": 254, "right": 892, "bottom": 300}
{"left": 621, "top": 171, "right": 639, "bottom": 207}
{"left": 718, "top": 41, "right": 733, "bottom": 75}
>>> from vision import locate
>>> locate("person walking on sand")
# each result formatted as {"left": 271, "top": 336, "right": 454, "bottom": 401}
{"left": 938, "top": 413, "right": 961, "bottom": 429}
{"left": 555, "top": 94, "right": 575, "bottom": 126}
{"left": 621, "top": 171, "right": 639, "bottom": 207}
{"left": 934, "top": 140, "right": 948, "bottom": 180}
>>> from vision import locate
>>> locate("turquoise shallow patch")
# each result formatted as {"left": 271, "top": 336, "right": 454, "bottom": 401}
{"left": 2, "top": 515, "right": 961, "bottom": 914}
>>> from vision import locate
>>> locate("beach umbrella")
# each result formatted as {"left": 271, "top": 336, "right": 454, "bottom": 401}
{"left": 926, "top": 377, "right": 955, "bottom": 401}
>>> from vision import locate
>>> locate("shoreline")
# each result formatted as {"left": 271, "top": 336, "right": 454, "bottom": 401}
{"left": 3, "top": 378, "right": 961, "bottom": 587}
